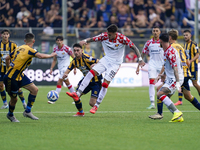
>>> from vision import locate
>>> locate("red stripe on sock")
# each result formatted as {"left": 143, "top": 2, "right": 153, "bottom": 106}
{"left": 102, "top": 82, "right": 108, "bottom": 88}
{"left": 57, "top": 85, "right": 62, "bottom": 88}
{"left": 159, "top": 95, "right": 166, "bottom": 101}
{"left": 149, "top": 79, "right": 155, "bottom": 85}
{"left": 90, "top": 70, "right": 95, "bottom": 77}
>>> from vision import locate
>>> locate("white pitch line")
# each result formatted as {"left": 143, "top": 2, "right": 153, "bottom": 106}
{"left": 0, "top": 110, "right": 199, "bottom": 114}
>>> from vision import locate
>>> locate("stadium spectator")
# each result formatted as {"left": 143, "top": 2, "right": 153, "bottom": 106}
{"left": 124, "top": 25, "right": 134, "bottom": 37}
{"left": 145, "top": 0, "right": 156, "bottom": 18}
{"left": 36, "top": 17, "right": 45, "bottom": 27}
{"left": 67, "top": 6, "right": 75, "bottom": 33}
{"left": 43, "top": 22, "right": 54, "bottom": 35}
{"left": 23, "top": 0, "right": 33, "bottom": 12}
{"left": 107, "top": 15, "right": 118, "bottom": 27}
{"left": 148, "top": 8, "right": 157, "bottom": 22}
{"left": 164, "top": 14, "right": 179, "bottom": 29}
{"left": 181, "top": 17, "right": 192, "bottom": 34}
{"left": 174, "top": 0, "right": 186, "bottom": 26}
{"left": 2, "top": 15, "right": 15, "bottom": 27}
{"left": 134, "top": 9, "right": 149, "bottom": 28}
{"left": 83, "top": 43, "right": 95, "bottom": 58}
{"left": 0, "top": 0, "right": 10, "bottom": 18}
{"left": 97, "top": 4, "right": 106, "bottom": 22}
{"left": 117, "top": 6, "right": 129, "bottom": 28}
{"left": 16, "top": 6, "right": 30, "bottom": 21}
{"left": 149, "top": 7, "right": 165, "bottom": 28}
{"left": 125, "top": 51, "right": 137, "bottom": 63}
{"left": 87, "top": 17, "right": 97, "bottom": 29}
{"left": 131, "top": 0, "right": 145, "bottom": 18}
{"left": 93, "top": 21, "right": 105, "bottom": 35}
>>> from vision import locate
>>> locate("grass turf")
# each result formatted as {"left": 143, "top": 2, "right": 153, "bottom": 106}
{"left": 0, "top": 86, "right": 199, "bottom": 150}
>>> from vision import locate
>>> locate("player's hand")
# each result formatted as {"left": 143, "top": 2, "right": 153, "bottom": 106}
{"left": 176, "top": 82, "right": 181, "bottom": 93}
{"left": 51, "top": 52, "right": 57, "bottom": 57}
{"left": 49, "top": 68, "right": 53, "bottom": 75}
{"left": 136, "top": 67, "right": 140, "bottom": 75}
{"left": 73, "top": 68, "right": 77, "bottom": 75}
{"left": 62, "top": 74, "right": 68, "bottom": 80}
{"left": 138, "top": 60, "right": 145, "bottom": 68}
{"left": 154, "top": 75, "right": 161, "bottom": 84}
{"left": 79, "top": 40, "right": 87, "bottom": 46}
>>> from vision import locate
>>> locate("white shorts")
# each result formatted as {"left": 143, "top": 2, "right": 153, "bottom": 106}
{"left": 92, "top": 57, "right": 120, "bottom": 82}
{"left": 59, "top": 67, "right": 68, "bottom": 79}
{"left": 162, "top": 78, "right": 183, "bottom": 95}
{"left": 148, "top": 65, "right": 162, "bottom": 79}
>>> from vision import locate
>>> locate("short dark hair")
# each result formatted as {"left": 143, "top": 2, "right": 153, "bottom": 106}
{"left": 152, "top": 25, "right": 160, "bottom": 29}
{"left": 159, "top": 33, "right": 169, "bottom": 42}
{"left": 168, "top": 29, "right": 178, "bottom": 40}
{"left": 56, "top": 36, "right": 63, "bottom": 41}
{"left": 25, "top": 33, "right": 35, "bottom": 43}
{"left": 183, "top": 29, "right": 191, "bottom": 34}
{"left": 1, "top": 29, "right": 10, "bottom": 34}
{"left": 73, "top": 43, "right": 82, "bottom": 49}
{"left": 107, "top": 24, "right": 118, "bottom": 33}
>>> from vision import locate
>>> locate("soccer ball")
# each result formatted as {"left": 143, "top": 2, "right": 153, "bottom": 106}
{"left": 47, "top": 90, "right": 59, "bottom": 102}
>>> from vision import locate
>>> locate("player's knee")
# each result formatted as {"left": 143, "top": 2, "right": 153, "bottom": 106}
{"left": 149, "top": 79, "right": 155, "bottom": 85}
{"left": 102, "top": 82, "right": 108, "bottom": 88}
{"left": 31, "top": 87, "right": 38, "bottom": 95}
{"left": 90, "top": 70, "right": 96, "bottom": 77}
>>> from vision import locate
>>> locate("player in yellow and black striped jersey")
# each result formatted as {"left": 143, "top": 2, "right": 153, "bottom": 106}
{"left": 183, "top": 30, "right": 200, "bottom": 97}
{"left": 169, "top": 29, "right": 200, "bottom": 110}
{"left": 4, "top": 33, "right": 56, "bottom": 122}
{"left": 63, "top": 43, "right": 102, "bottom": 116}
{"left": 0, "top": 29, "right": 26, "bottom": 110}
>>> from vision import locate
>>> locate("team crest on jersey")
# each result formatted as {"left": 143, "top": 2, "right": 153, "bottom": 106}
{"left": 62, "top": 52, "right": 65, "bottom": 55}
{"left": 7, "top": 47, "right": 10, "bottom": 51}
{"left": 94, "top": 91, "right": 97, "bottom": 94}
{"left": 115, "top": 44, "right": 119, "bottom": 47}
{"left": 164, "top": 59, "right": 166, "bottom": 61}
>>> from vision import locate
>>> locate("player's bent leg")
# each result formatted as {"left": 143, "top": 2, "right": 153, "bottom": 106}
{"left": 89, "top": 96, "right": 97, "bottom": 107}
{"left": 64, "top": 78, "right": 75, "bottom": 93}
{"left": 192, "top": 80, "right": 200, "bottom": 95}
{"left": 0, "top": 81, "right": 7, "bottom": 109}
{"left": 183, "top": 89, "right": 200, "bottom": 110}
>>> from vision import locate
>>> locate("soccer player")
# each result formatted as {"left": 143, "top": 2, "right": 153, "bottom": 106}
{"left": 48, "top": 36, "right": 75, "bottom": 104}
{"left": 150, "top": 30, "right": 200, "bottom": 120}
{"left": 66, "top": 24, "right": 145, "bottom": 114}
{"left": 63, "top": 43, "right": 102, "bottom": 116}
{"left": 4, "top": 33, "right": 56, "bottom": 122}
{"left": 174, "top": 30, "right": 200, "bottom": 106}
{"left": 0, "top": 29, "right": 26, "bottom": 109}
{"left": 149, "top": 33, "right": 184, "bottom": 122}
{"left": 136, "top": 26, "right": 164, "bottom": 109}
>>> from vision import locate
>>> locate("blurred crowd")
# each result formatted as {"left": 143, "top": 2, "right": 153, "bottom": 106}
{"left": 0, "top": 0, "right": 199, "bottom": 36}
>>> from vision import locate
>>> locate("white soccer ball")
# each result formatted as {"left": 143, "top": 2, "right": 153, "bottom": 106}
{"left": 47, "top": 90, "right": 59, "bottom": 102}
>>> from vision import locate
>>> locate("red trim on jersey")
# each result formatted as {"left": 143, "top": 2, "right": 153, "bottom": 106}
{"left": 159, "top": 95, "right": 166, "bottom": 101}
{"left": 57, "top": 85, "right": 62, "bottom": 88}
{"left": 102, "top": 82, "right": 108, "bottom": 88}
{"left": 67, "top": 85, "right": 72, "bottom": 89}
{"left": 149, "top": 79, "right": 155, "bottom": 85}
{"left": 90, "top": 70, "right": 95, "bottom": 77}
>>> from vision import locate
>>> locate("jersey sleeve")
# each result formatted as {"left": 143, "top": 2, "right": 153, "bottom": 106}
{"left": 67, "top": 60, "right": 75, "bottom": 71}
{"left": 122, "top": 36, "right": 134, "bottom": 48}
{"left": 142, "top": 41, "right": 149, "bottom": 54}
{"left": 28, "top": 48, "right": 38, "bottom": 57}
{"left": 194, "top": 42, "right": 199, "bottom": 54}
{"left": 93, "top": 32, "right": 108, "bottom": 41}
{"left": 67, "top": 47, "right": 73, "bottom": 56}
{"left": 167, "top": 49, "right": 177, "bottom": 68}
{"left": 84, "top": 54, "right": 97, "bottom": 64}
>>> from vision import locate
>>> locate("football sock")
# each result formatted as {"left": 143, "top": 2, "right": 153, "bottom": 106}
{"left": 157, "top": 99, "right": 163, "bottom": 115}
{"left": 25, "top": 94, "right": 36, "bottom": 113}
{"left": 178, "top": 92, "right": 183, "bottom": 102}
{"left": 8, "top": 102, "right": 15, "bottom": 116}
{"left": 149, "top": 81, "right": 155, "bottom": 106}
{"left": 0, "top": 89, "right": 7, "bottom": 104}
{"left": 56, "top": 85, "right": 62, "bottom": 94}
{"left": 17, "top": 89, "right": 25, "bottom": 104}
{"left": 95, "top": 83, "right": 108, "bottom": 108}
{"left": 75, "top": 99, "right": 83, "bottom": 113}
{"left": 189, "top": 96, "right": 200, "bottom": 110}
{"left": 67, "top": 84, "right": 75, "bottom": 93}
{"left": 160, "top": 95, "right": 179, "bottom": 113}
{"left": 77, "top": 70, "right": 95, "bottom": 97}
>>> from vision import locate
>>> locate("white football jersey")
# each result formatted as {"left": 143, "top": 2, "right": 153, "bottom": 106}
{"left": 142, "top": 38, "right": 164, "bottom": 67}
{"left": 93, "top": 32, "right": 134, "bottom": 64}
{"left": 53, "top": 45, "right": 73, "bottom": 70}
{"left": 164, "top": 45, "right": 184, "bottom": 81}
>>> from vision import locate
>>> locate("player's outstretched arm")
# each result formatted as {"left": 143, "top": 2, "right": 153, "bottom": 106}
{"left": 35, "top": 52, "right": 57, "bottom": 59}
{"left": 79, "top": 38, "right": 95, "bottom": 46}
{"left": 50, "top": 56, "right": 57, "bottom": 74}
{"left": 173, "top": 66, "right": 181, "bottom": 92}
{"left": 62, "top": 69, "right": 70, "bottom": 80}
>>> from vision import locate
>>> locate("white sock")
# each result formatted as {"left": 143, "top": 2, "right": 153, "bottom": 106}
{"left": 162, "top": 95, "right": 179, "bottom": 113}
{"left": 77, "top": 71, "right": 94, "bottom": 97}
{"left": 67, "top": 84, "right": 75, "bottom": 93}
{"left": 95, "top": 86, "right": 108, "bottom": 108}
{"left": 56, "top": 86, "right": 62, "bottom": 94}
{"left": 149, "top": 84, "right": 155, "bottom": 105}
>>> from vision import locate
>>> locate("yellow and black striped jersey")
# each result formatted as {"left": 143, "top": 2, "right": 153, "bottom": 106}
{"left": 0, "top": 40, "right": 17, "bottom": 73}
{"left": 6, "top": 44, "right": 38, "bottom": 81}
{"left": 171, "top": 43, "right": 191, "bottom": 77}
{"left": 184, "top": 40, "right": 199, "bottom": 72}
{"left": 68, "top": 53, "right": 102, "bottom": 83}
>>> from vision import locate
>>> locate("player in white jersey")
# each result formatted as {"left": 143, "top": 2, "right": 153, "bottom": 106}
{"left": 66, "top": 24, "right": 145, "bottom": 114}
{"left": 149, "top": 33, "right": 184, "bottom": 122}
{"left": 48, "top": 36, "right": 75, "bottom": 104}
{"left": 136, "top": 26, "right": 164, "bottom": 109}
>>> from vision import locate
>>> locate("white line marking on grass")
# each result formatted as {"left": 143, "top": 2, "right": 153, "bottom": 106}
{"left": 0, "top": 110, "right": 199, "bottom": 114}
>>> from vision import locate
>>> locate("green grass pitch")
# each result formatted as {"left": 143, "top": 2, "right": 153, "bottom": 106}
{"left": 0, "top": 86, "right": 200, "bottom": 150}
